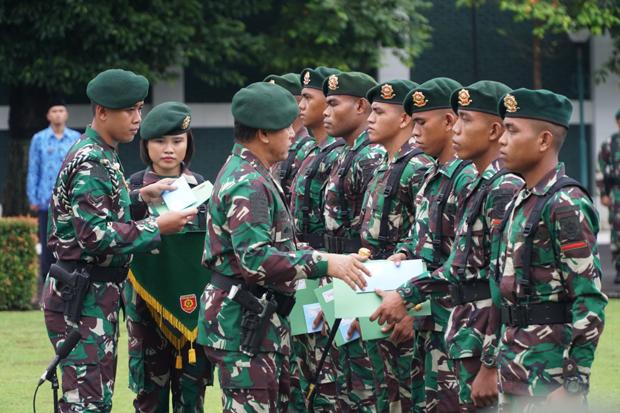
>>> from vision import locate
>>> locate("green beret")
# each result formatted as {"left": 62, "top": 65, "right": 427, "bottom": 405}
{"left": 86, "top": 69, "right": 149, "bottom": 109}
{"left": 615, "top": 108, "right": 620, "bottom": 120}
{"left": 499, "top": 88, "right": 573, "bottom": 128}
{"left": 322, "top": 71, "right": 377, "bottom": 98}
{"left": 232, "top": 82, "right": 299, "bottom": 130}
{"left": 139, "top": 102, "right": 192, "bottom": 141}
{"left": 450, "top": 80, "right": 511, "bottom": 116}
{"left": 300, "top": 66, "right": 341, "bottom": 90}
{"left": 366, "top": 79, "right": 418, "bottom": 105}
{"left": 404, "top": 77, "right": 463, "bottom": 116}
{"left": 263, "top": 73, "right": 302, "bottom": 96}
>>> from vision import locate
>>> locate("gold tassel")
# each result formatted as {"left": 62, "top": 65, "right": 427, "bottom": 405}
{"left": 188, "top": 341, "right": 196, "bottom": 365}
{"left": 176, "top": 354, "right": 183, "bottom": 369}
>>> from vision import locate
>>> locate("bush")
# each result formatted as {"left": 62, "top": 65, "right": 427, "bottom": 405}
{"left": 0, "top": 217, "right": 37, "bottom": 310}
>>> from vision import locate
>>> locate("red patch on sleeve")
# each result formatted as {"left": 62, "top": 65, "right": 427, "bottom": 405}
{"left": 560, "top": 241, "right": 587, "bottom": 252}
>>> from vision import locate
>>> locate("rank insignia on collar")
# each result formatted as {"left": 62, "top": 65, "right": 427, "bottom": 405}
{"left": 412, "top": 91, "right": 428, "bottom": 107}
{"left": 380, "top": 84, "right": 395, "bottom": 99}
{"left": 328, "top": 74, "right": 339, "bottom": 90}
{"left": 181, "top": 115, "right": 191, "bottom": 130}
{"left": 303, "top": 71, "right": 311, "bottom": 85}
{"left": 458, "top": 89, "right": 472, "bottom": 106}
{"left": 503, "top": 94, "right": 519, "bottom": 113}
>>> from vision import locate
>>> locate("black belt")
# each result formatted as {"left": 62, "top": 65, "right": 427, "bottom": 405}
{"left": 449, "top": 279, "right": 491, "bottom": 305}
{"left": 298, "top": 232, "right": 325, "bottom": 249}
{"left": 209, "top": 273, "right": 296, "bottom": 317}
{"left": 323, "top": 234, "right": 361, "bottom": 254}
{"left": 56, "top": 260, "right": 128, "bottom": 283}
{"left": 501, "top": 302, "right": 571, "bottom": 328}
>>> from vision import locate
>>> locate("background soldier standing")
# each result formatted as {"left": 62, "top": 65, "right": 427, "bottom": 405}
{"left": 196, "top": 82, "right": 369, "bottom": 413}
{"left": 392, "top": 77, "right": 476, "bottom": 413}
{"left": 596, "top": 108, "right": 620, "bottom": 284}
{"left": 361, "top": 78, "right": 434, "bottom": 412}
{"left": 43, "top": 69, "right": 196, "bottom": 412}
{"left": 493, "top": 88, "right": 607, "bottom": 411}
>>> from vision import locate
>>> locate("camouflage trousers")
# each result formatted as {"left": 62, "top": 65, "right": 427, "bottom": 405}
{"left": 453, "top": 357, "right": 497, "bottom": 413}
{"left": 609, "top": 191, "right": 620, "bottom": 270}
{"left": 44, "top": 309, "right": 119, "bottom": 413}
{"left": 289, "top": 332, "right": 337, "bottom": 412}
{"left": 498, "top": 393, "right": 587, "bottom": 413}
{"left": 411, "top": 330, "right": 459, "bottom": 413}
{"left": 369, "top": 337, "right": 413, "bottom": 413}
{"left": 204, "top": 347, "right": 290, "bottom": 412}
{"left": 333, "top": 338, "right": 378, "bottom": 412}
{"left": 124, "top": 284, "right": 213, "bottom": 413}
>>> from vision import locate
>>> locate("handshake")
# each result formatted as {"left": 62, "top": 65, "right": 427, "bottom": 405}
{"left": 137, "top": 178, "right": 198, "bottom": 235}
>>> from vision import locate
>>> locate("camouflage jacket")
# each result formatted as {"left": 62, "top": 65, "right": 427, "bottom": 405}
{"left": 489, "top": 163, "right": 607, "bottom": 396}
{"left": 323, "top": 131, "right": 386, "bottom": 238}
{"left": 359, "top": 138, "right": 434, "bottom": 258}
{"left": 395, "top": 157, "right": 477, "bottom": 331}
{"left": 396, "top": 159, "right": 523, "bottom": 359}
{"left": 290, "top": 136, "right": 345, "bottom": 238}
{"left": 271, "top": 127, "right": 315, "bottom": 204}
{"left": 198, "top": 143, "right": 328, "bottom": 354}
{"left": 596, "top": 131, "right": 620, "bottom": 197}
{"left": 44, "top": 126, "right": 161, "bottom": 315}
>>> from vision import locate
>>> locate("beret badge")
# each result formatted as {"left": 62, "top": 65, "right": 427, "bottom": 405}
{"left": 303, "top": 71, "right": 311, "bottom": 85}
{"left": 412, "top": 91, "right": 428, "bottom": 108}
{"left": 328, "top": 75, "right": 339, "bottom": 91}
{"left": 458, "top": 89, "right": 472, "bottom": 106}
{"left": 503, "top": 94, "right": 519, "bottom": 113}
{"left": 380, "top": 84, "right": 396, "bottom": 100}
{"left": 181, "top": 115, "right": 191, "bottom": 130}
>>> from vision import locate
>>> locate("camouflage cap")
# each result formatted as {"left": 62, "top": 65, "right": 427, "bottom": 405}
{"left": 450, "top": 80, "right": 511, "bottom": 117}
{"left": 366, "top": 79, "right": 418, "bottom": 105}
{"left": 263, "top": 73, "right": 302, "bottom": 96}
{"left": 499, "top": 88, "right": 573, "bottom": 128}
{"left": 300, "top": 66, "right": 341, "bottom": 90}
{"left": 139, "top": 101, "right": 191, "bottom": 140}
{"left": 404, "top": 77, "right": 462, "bottom": 116}
{"left": 86, "top": 68, "right": 149, "bottom": 109}
{"left": 322, "top": 71, "right": 377, "bottom": 98}
{"left": 232, "top": 82, "right": 299, "bottom": 130}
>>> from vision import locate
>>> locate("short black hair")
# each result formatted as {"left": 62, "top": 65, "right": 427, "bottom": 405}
{"left": 140, "top": 130, "right": 195, "bottom": 166}
{"left": 234, "top": 121, "right": 278, "bottom": 143}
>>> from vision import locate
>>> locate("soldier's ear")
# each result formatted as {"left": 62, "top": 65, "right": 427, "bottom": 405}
{"left": 489, "top": 120, "right": 505, "bottom": 142}
{"left": 444, "top": 111, "right": 457, "bottom": 131}
{"left": 400, "top": 112, "right": 412, "bottom": 129}
{"left": 257, "top": 129, "right": 270, "bottom": 144}
{"left": 538, "top": 130, "right": 553, "bottom": 153}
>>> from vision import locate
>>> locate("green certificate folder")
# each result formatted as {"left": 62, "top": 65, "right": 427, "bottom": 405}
{"left": 289, "top": 279, "right": 321, "bottom": 336}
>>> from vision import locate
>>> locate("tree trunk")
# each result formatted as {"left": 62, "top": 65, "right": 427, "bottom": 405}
{"left": 2, "top": 85, "right": 50, "bottom": 216}
{"left": 532, "top": 31, "right": 543, "bottom": 89}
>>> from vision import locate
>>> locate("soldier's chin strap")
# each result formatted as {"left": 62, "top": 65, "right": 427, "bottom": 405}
{"left": 306, "top": 318, "right": 341, "bottom": 413}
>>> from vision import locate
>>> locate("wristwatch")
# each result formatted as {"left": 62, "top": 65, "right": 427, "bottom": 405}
{"left": 481, "top": 353, "right": 497, "bottom": 369}
{"left": 562, "top": 359, "right": 587, "bottom": 395}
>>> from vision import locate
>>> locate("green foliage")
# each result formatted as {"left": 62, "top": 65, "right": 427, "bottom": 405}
{"left": 0, "top": 218, "right": 37, "bottom": 310}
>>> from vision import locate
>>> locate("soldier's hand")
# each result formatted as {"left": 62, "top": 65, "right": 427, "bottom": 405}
{"left": 324, "top": 253, "right": 369, "bottom": 291}
{"left": 313, "top": 310, "right": 324, "bottom": 329}
{"left": 471, "top": 365, "right": 498, "bottom": 407}
{"left": 347, "top": 319, "right": 360, "bottom": 339}
{"left": 386, "top": 315, "right": 414, "bottom": 344}
{"left": 140, "top": 178, "right": 177, "bottom": 204}
{"left": 369, "top": 289, "right": 408, "bottom": 325}
{"left": 387, "top": 253, "right": 406, "bottom": 267}
{"left": 601, "top": 194, "right": 612, "bottom": 207}
{"left": 156, "top": 208, "right": 198, "bottom": 235}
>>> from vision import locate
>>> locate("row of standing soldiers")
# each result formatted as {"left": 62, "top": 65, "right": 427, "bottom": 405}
{"left": 42, "top": 66, "right": 607, "bottom": 413}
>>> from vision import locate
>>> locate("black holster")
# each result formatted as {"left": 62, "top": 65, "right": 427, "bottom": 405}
{"left": 236, "top": 290, "right": 278, "bottom": 357}
{"left": 49, "top": 263, "right": 90, "bottom": 324}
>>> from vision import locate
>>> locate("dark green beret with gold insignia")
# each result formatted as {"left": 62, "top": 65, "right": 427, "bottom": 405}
{"left": 404, "top": 77, "right": 462, "bottom": 116}
{"left": 139, "top": 102, "right": 191, "bottom": 141}
{"left": 499, "top": 88, "right": 573, "bottom": 128}
{"left": 300, "top": 67, "right": 341, "bottom": 91}
{"left": 232, "top": 82, "right": 299, "bottom": 130}
{"left": 86, "top": 68, "right": 149, "bottom": 109}
{"left": 322, "top": 71, "right": 377, "bottom": 98}
{"left": 366, "top": 79, "right": 418, "bottom": 105}
{"left": 263, "top": 73, "right": 302, "bottom": 96}
{"left": 450, "top": 80, "right": 511, "bottom": 116}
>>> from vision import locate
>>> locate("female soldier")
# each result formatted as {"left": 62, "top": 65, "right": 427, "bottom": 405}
{"left": 124, "top": 101, "right": 213, "bottom": 413}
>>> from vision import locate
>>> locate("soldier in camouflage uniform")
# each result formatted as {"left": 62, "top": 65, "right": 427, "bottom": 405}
{"left": 371, "top": 81, "right": 524, "bottom": 412}
{"left": 42, "top": 69, "right": 196, "bottom": 412}
{"left": 360, "top": 78, "right": 434, "bottom": 412}
{"left": 491, "top": 88, "right": 607, "bottom": 411}
{"left": 196, "top": 82, "right": 369, "bottom": 413}
{"left": 124, "top": 102, "right": 214, "bottom": 412}
{"left": 596, "top": 108, "right": 620, "bottom": 284}
{"left": 288, "top": 66, "right": 344, "bottom": 412}
{"left": 321, "top": 71, "right": 385, "bottom": 411}
{"left": 390, "top": 77, "right": 476, "bottom": 413}
{"left": 265, "top": 73, "right": 315, "bottom": 204}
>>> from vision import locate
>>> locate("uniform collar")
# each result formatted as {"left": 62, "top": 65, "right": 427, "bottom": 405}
{"left": 479, "top": 158, "right": 504, "bottom": 181}
{"left": 45, "top": 126, "right": 69, "bottom": 140}
{"left": 319, "top": 135, "right": 339, "bottom": 150}
{"left": 232, "top": 143, "right": 273, "bottom": 179}
{"left": 85, "top": 126, "right": 116, "bottom": 151}
{"left": 529, "top": 163, "right": 566, "bottom": 196}
{"left": 392, "top": 138, "right": 418, "bottom": 163}
{"left": 351, "top": 130, "right": 369, "bottom": 150}
{"left": 438, "top": 157, "right": 469, "bottom": 178}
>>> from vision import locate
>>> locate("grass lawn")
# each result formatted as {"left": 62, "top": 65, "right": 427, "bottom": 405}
{"left": 1, "top": 301, "right": 619, "bottom": 412}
